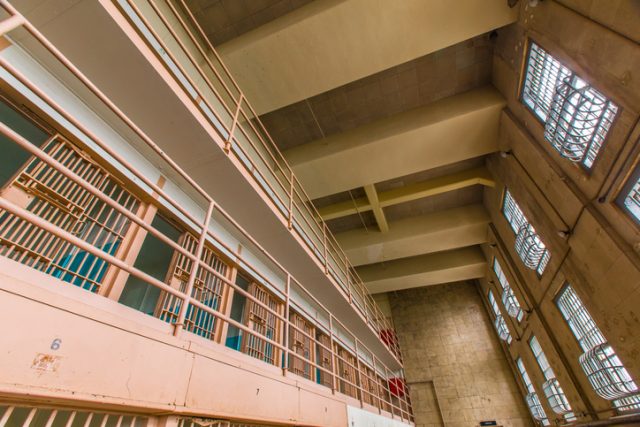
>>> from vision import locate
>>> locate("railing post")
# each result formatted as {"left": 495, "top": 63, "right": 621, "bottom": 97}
{"left": 355, "top": 339, "right": 364, "bottom": 408}
{"left": 0, "top": 13, "right": 25, "bottom": 36}
{"left": 174, "top": 200, "right": 214, "bottom": 337}
{"left": 323, "top": 223, "right": 328, "bottom": 274}
{"left": 225, "top": 94, "right": 243, "bottom": 153}
{"left": 287, "top": 173, "right": 295, "bottom": 230}
{"left": 283, "top": 274, "right": 291, "bottom": 374}
{"left": 329, "top": 314, "right": 337, "bottom": 395}
{"left": 373, "top": 356, "right": 382, "bottom": 413}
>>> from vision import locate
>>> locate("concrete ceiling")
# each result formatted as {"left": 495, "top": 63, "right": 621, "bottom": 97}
{"left": 186, "top": 0, "right": 518, "bottom": 294}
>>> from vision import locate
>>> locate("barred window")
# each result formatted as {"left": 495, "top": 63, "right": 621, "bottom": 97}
{"left": 517, "top": 357, "right": 550, "bottom": 425}
{"left": 502, "top": 189, "right": 551, "bottom": 275}
{"left": 557, "top": 285, "right": 640, "bottom": 409}
{"left": 493, "top": 258, "right": 524, "bottom": 321}
{"left": 522, "top": 42, "right": 618, "bottom": 168}
{"left": 488, "top": 290, "right": 512, "bottom": 344}
{"left": 619, "top": 163, "right": 640, "bottom": 224}
{"left": 530, "top": 336, "right": 575, "bottom": 419}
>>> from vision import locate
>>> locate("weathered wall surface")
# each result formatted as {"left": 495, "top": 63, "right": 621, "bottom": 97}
{"left": 389, "top": 282, "right": 533, "bottom": 427}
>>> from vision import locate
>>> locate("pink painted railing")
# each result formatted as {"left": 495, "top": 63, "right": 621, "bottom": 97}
{"left": 107, "top": 0, "right": 403, "bottom": 361}
{"left": 0, "top": 1, "right": 412, "bottom": 422}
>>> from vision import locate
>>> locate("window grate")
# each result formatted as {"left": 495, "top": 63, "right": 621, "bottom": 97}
{"left": 622, "top": 167, "right": 640, "bottom": 224}
{"left": 557, "top": 285, "right": 639, "bottom": 406}
{"left": 517, "top": 357, "right": 550, "bottom": 425}
{"left": 530, "top": 336, "right": 574, "bottom": 416}
{"left": 488, "top": 290, "right": 512, "bottom": 344}
{"left": 502, "top": 190, "right": 551, "bottom": 275}
{"left": 493, "top": 258, "right": 524, "bottom": 321}
{"left": 522, "top": 42, "right": 617, "bottom": 168}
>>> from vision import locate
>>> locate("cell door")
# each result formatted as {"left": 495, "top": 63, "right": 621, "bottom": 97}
{"left": 0, "top": 136, "right": 139, "bottom": 292}
{"left": 336, "top": 345, "right": 359, "bottom": 399}
{"left": 241, "top": 282, "right": 283, "bottom": 366}
{"left": 316, "top": 331, "right": 334, "bottom": 388}
{"left": 288, "top": 310, "right": 315, "bottom": 380}
{"left": 156, "top": 232, "right": 229, "bottom": 339}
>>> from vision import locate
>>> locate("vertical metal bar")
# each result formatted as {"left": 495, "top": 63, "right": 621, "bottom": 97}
{"left": 22, "top": 408, "right": 37, "bottom": 427}
{"left": 44, "top": 410, "right": 58, "bottom": 427}
{"left": 372, "top": 357, "right": 382, "bottom": 413}
{"left": 0, "top": 406, "right": 14, "bottom": 426}
{"left": 115, "top": 415, "right": 124, "bottom": 427}
{"left": 225, "top": 94, "right": 243, "bottom": 153}
{"left": 355, "top": 339, "right": 364, "bottom": 407}
{"left": 81, "top": 413, "right": 95, "bottom": 427}
{"left": 328, "top": 314, "right": 337, "bottom": 394}
{"left": 287, "top": 173, "right": 294, "bottom": 230}
{"left": 323, "top": 223, "right": 328, "bottom": 274}
{"left": 174, "top": 200, "right": 215, "bottom": 337}
{"left": 64, "top": 412, "right": 76, "bottom": 427}
{"left": 99, "top": 414, "right": 109, "bottom": 427}
{"left": 283, "top": 274, "right": 291, "bottom": 373}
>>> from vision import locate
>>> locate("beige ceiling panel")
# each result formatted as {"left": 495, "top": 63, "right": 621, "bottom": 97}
{"left": 337, "top": 204, "right": 489, "bottom": 266}
{"left": 286, "top": 86, "right": 504, "bottom": 199}
{"left": 357, "top": 246, "right": 486, "bottom": 294}
{"left": 217, "top": 0, "right": 517, "bottom": 113}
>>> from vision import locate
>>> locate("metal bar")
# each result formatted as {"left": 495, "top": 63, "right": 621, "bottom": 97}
{"left": 0, "top": 406, "right": 14, "bottom": 426}
{"left": 226, "top": 94, "right": 243, "bottom": 153}
{"left": 0, "top": 12, "right": 23, "bottom": 35}
{"left": 174, "top": 200, "right": 215, "bottom": 337}
{"left": 283, "top": 274, "right": 291, "bottom": 372}
{"left": 44, "top": 410, "right": 58, "bottom": 427}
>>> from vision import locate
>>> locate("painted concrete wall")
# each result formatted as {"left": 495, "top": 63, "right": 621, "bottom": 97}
{"left": 389, "top": 282, "right": 533, "bottom": 427}
{"left": 478, "top": 0, "right": 640, "bottom": 423}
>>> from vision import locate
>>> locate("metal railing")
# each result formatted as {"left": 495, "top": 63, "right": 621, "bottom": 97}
{"left": 0, "top": 403, "right": 149, "bottom": 427}
{"left": 0, "top": 2, "right": 412, "bottom": 422}
{"left": 106, "top": 0, "right": 401, "bottom": 360}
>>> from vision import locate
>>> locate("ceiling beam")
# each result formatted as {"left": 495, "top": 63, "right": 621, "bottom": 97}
{"left": 337, "top": 204, "right": 489, "bottom": 266}
{"left": 285, "top": 86, "right": 505, "bottom": 199}
{"left": 217, "top": 0, "right": 517, "bottom": 114}
{"left": 363, "top": 184, "right": 388, "bottom": 233}
{"left": 357, "top": 246, "right": 486, "bottom": 294}
{"left": 318, "top": 166, "right": 494, "bottom": 220}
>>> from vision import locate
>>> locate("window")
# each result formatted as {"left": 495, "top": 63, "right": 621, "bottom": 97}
{"left": 517, "top": 357, "right": 550, "bottom": 425}
{"left": 522, "top": 42, "right": 618, "bottom": 168}
{"left": 493, "top": 258, "right": 524, "bottom": 321}
{"left": 502, "top": 189, "right": 551, "bottom": 275}
{"left": 530, "top": 336, "right": 575, "bottom": 419}
{"left": 618, "top": 162, "right": 640, "bottom": 224}
{"left": 488, "top": 290, "right": 512, "bottom": 344}
{"left": 557, "top": 285, "right": 640, "bottom": 410}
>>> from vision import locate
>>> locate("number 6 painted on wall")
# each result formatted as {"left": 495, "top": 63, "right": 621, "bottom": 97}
{"left": 50, "top": 339, "right": 61, "bottom": 350}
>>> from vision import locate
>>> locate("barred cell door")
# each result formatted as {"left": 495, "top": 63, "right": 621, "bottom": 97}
{"left": 336, "top": 345, "right": 359, "bottom": 399}
{"left": 241, "top": 282, "right": 283, "bottom": 365}
{"left": 0, "top": 136, "right": 139, "bottom": 292}
{"left": 156, "top": 232, "right": 228, "bottom": 339}
{"left": 377, "top": 374, "right": 392, "bottom": 413}
{"left": 316, "top": 332, "right": 334, "bottom": 388}
{"left": 360, "top": 364, "right": 378, "bottom": 406}
{"left": 288, "top": 311, "right": 315, "bottom": 380}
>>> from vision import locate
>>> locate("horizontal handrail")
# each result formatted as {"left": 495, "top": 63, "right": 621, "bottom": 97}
{"left": 0, "top": 4, "right": 412, "bottom": 422}
{"left": 109, "top": 0, "right": 400, "bottom": 360}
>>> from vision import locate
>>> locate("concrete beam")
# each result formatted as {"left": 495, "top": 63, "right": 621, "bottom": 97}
{"left": 217, "top": 0, "right": 517, "bottom": 114}
{"left": 363, "top": 184, "right": 388, "bottom": 233}
{"left": 357, "top": 247, "right": 486, "bottom": 294}
{"left": 337, "top": 205, "right": 489, "bottom": 266}
{"left": 286, "top": 86, "right": 505, "bottom": 199}
{"left": 318, "top": 167, "right": 495, "bottom": 220}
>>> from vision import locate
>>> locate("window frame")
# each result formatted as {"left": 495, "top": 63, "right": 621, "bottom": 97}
{"left": 501, "top": 188, "right": 551, "bottom": 277}
{"left": 519, "top": 40, "right": 619, "bottom": 172}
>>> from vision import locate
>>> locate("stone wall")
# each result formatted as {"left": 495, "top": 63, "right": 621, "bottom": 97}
{"left": 389, "top": 282, "right": 533, "bottom": 427}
